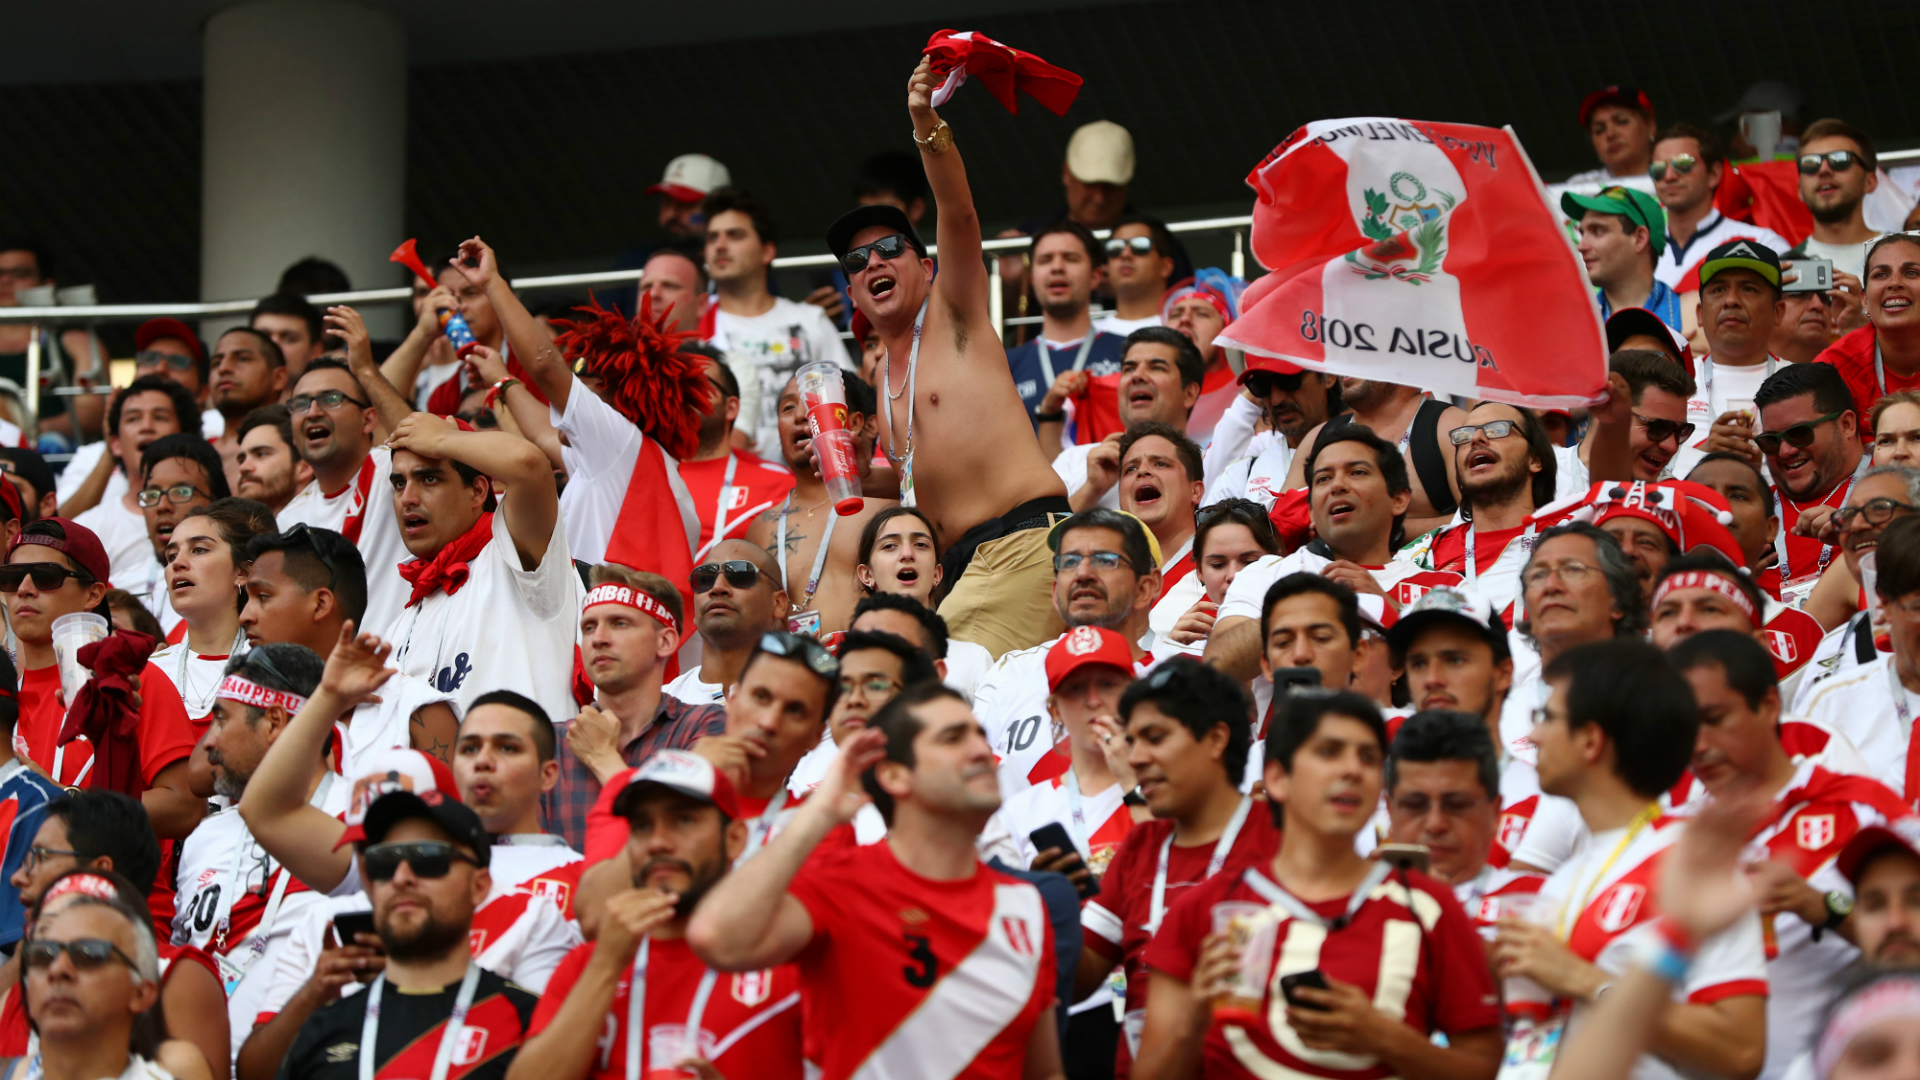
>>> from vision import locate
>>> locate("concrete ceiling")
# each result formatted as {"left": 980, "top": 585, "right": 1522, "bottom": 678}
{"left": 0, "top": 0, "right": 1157, "bottom": 84}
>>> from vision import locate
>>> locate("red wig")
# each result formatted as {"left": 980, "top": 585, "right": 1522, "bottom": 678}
{"left": 549, "top": 293, "right": 714, "bottom": 461}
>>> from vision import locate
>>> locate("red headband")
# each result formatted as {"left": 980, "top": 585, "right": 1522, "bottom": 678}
{"left": 583, "top": 583, "right": 678, "bottom": 635}
{"left": 1652, "top": 570, "right": 1760, "bottom": 627}
{"left": 217, "top": 675, "right": 309, "bottom": 714}
{"left": 44, "top": 873, "right": 119, "bottom": 904}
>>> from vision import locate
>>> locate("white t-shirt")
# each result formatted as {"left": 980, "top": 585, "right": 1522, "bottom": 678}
{"left": 551, "top": 374, "right": 699, "bottom": 568}
{"left": 1050, "top": 442, "right": 1120, "bottom": 511}
{"left": 384, "top": 510, "right": 582, "bottom": 727}
{"left": 707, "top": 297, "right": 851, "bottom": 461}
{"left": 1791, "top": 612, "right": 1883, "bottom": 713}
{"left": 54, "top": 441, "right": 120, "bottom": 506}
{"left": 277, "top": 447, "right": 411, "bottom": 641}
{"left": 1655, "top": 211, "right": 1793, "bottom": 289}
{"left": 1553, "top": 444, "right": 1591, "bottom": 502}
{"left": 1091, "top": 313, "right": 1160, "bottom": 337}
{"left": 1204, "top": 440, "right": 1296, "bottom": 511}
{"left": 1795, "top": 236, "right": 1868, "bottom": 281}
{"left": 663, "top": 665, "right": 725, "bottom": 707}
{"left": 1671, "top": 355, "right": 1780, "bottom": 480}
{"left": 333, "top": 674, "right": 458, "bottom": 781}
{"left": 74, "top": 499, "right": 153, "bottom": 588}
{"left": 1149, "top": 571, "right": 1207, "bottom": 644}
{"left": 943, "top": 639, "right": 994, "bottom": 704}
{"left": 976, "top": 634, "right": 1157, "bottom": 799}
{"left": 1798, "top": 655, "right": 1919, "bottom": 800}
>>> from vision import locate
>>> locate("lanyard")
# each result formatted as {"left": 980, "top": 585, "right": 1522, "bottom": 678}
{"left": 359, "top": 962, "right": 483, "bottom": 1080}
{"left": 708, "top": 452, "right": 741, "bottom": 551}
{"left": 216, "top": 771, "right": 333, "bottom": 959}
{"left": 1774, "top": 468, "right": 1859, "bottom": 584}
{"left": 1698, "top": 355, "right": 1777, "bottom": 417}
{"left": 1556, "top": 802, "right": 1660, "bottom": 939}
{"left": 880, "top": 301, "right": 929, "bottom": 506}
{"left": 1239, "top": 861, "right": 1393, "bottom": 928}
{"left": 624, "top": 939, "right": 720, "bottom": 1080}
{"left": 495, "top": 833, "right": 568, "bottom": 846}
{"left": 1037, "top": 332, "right": 1097, "bottom": 387}
{"left": 1149, "top": 795, "right": 1252, "bottom": 933}
{"left": 1463, "top": 522, "right": 1535, "bottom": 586}
{"left": 739, "top": 790, "right": 789, "bottom": 862}
{"left": 775, "top": 496, "right": 838, "bottom": 611}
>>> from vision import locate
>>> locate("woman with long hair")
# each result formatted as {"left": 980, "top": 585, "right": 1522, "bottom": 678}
{"left": 853, "top": 505, "right": 993, "bottom": 692}
{"left": 150, "top": 498, "right": 276, "bottom": 725}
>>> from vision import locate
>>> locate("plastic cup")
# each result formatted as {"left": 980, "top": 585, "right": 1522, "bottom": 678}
{"left": 1863, "top": 550, "right": 1884, "bottom": 629}
{"left": 1210, "top": 901, "right": 1276, "bottom": 1024}
{"left": 1740, "top": 111, "right": 1783, "bottom": 162}
{"left": 646, "top": 1024, "right": 701, "bottom": 1079}
{"left": 1727, "top": 398, "right": 1757, "bottom": 425}
{"left": 50, "top": 612, "right": 108, "bottom": 704}
{"left": 1495, "top": 893, "right": 1557, "bottom": 1018}
{"left": 797, "top": 360, "right": 864, "bottom": 515}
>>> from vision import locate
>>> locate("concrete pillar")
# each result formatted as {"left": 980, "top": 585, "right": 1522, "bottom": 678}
{"left": 201, "top": 1, "right": 406, "bottom": 336}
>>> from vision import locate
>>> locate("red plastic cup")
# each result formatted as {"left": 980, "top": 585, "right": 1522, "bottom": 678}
{"left": 798, "top": 360, "right": 864, "bottom": 515}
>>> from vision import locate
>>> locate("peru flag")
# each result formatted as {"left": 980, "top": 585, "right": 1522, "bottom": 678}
{"left": 1217, "top": 118, "right": 1608, "bottom": 409}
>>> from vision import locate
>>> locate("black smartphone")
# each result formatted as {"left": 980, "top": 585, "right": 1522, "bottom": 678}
{"left": 1029, "top": 823, "right": 1100, "bottom": 899}
{"left": 1270, "top": 667, "right": 1322, "bottom": 694}
{"left": 1280, "top": 969, "right": 1332, "bottom": 1009}
{"left": 331, "top": 912, "right": 377, "bottom": 946}
{"left": 1376, "top": 843, "right": 1430, "bottom": 874}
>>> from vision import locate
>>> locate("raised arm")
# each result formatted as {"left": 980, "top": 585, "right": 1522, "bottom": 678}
{"left": 450, "top": 237, "right": 575, "bottom": 412}
{"left": 387, "top": 411, "right": 559, "bottom": 568}
{"left": 380, "top": 287, "right": 454, "bottom": 408}
{"left": 463, "top": 344, "right": 566, "bottom": 473}
{"left": 908, "top": 57, "right": 989, "bottom": 323}
{"left": 328, "top": 306, "right": 415, "bottom": 437}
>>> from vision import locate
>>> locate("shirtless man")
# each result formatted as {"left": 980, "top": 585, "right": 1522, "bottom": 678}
{"left": 824, "top": 57, "right": 1071, "bottom": 659}
{"left": 1281, "top": 378, "right": 1467, "bottom": 538}
{"left": 746, "top": 372, "right": 896, "bottom": 637}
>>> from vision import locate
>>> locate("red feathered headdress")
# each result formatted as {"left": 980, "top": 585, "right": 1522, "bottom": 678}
{"left": 549, "top": 293, "right": 714, "bottom": 461}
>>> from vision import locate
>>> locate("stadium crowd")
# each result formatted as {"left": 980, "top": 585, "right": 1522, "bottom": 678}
{"left": 0, "top": 44, "right": 1919, "bottom": 1080}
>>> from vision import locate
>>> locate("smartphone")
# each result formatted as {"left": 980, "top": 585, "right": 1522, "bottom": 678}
{"left": 1270, "top": 667, "right": 1322, "bottom": 694}
{"left": 1375, "top": 843, "right": 1430, "bottom": 874}
{"left": 1280, "top": 969, "right": 1332, "bottom": 1009}
{"left": 331, "top": 912, "right": 377, "bottom": 946}
{"left": 1029, "top": 823, "right": 1100, "bottom": 899}
{"left": 1783, "top": 257, "right": 1834, "bottom": 294}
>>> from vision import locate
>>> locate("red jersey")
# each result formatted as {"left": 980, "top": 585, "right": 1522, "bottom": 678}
{"left": 1144, "top": 865, "right": 1500, "bottom": 1080}
{"left": 16, "top": 662, "right": 197, "bottom": 788}
{"left": 787, "top": 842, "right": 1056, "bottom": 1080}
{"left": 1817, "top": 325, "right": 1920, "bottom": 427}
{"left": 1774, "top": 479, "right": 1853, "bottom": 591}
{"left": 677, "top": 451, "right": 795, "bottom": 557}
{"left": 1081, "top": 802, "right": 1281, "bottom": 1077}
{"left": 529, "top": 937, "right": 802, "bottom": 1080}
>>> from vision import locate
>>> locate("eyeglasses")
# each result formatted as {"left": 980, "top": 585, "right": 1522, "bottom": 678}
{"left": 842, "top": 234, "right": 911, "bottom": 274}
{"left": 838, "top": 673, "right": 900, "bottom": 698}
{"left": 1633, "top": 413, "right": 1696, "bottom": 446}
{"left": 757, "top": 630, "right": 840, "bottom": 678}
{"left": 1244, "top": 370, "right": 1307, "bottom": 397}
{"left": 1106, "top": 236, "right": 1155, "bottom": 258}
{"left": 288, "top": 389, "right": 370, "bottom": 414}
{"left": 362, "top": 840, "right": 480, "bottom": 882}
{"left": 1391, "top": 793, "right": 1493, "bottom": 818}
{"left": 20, "top": 846, "right": 84, "bottom": 871}
{"left": 1053, "top": 550, "right": 1136, "bottom": 574}
{"left": 1835, "top": 498, "right": 1919, "bottom": 529}
{"left": 1648, "top": 154, "right": 1698, "bottom": 181}
{"left": 21, "top": 938, "right": 139, "bottom": 974}
{"left": 136, "top": 484, "right": 207, "bottom": 508}
{"left": 134, "top": 350, "right": 195, "bottom": 372}
{"left": 1798, "top": 150, "right": 1860, "bottom": 175}
{"left": 1754, "top": 411, "right": 1843, "bottom": 455}
{"left": 690, "top": 560, "right": 760, "bottom": 594}
{"left": 0, "top": 565, "right": 86, "bottom": 594}
{"left": 1522, "top": 560, "right": 1596, "bottom": 588}
{"left": 1448, "top": 420, "right": 1518, "bottom": 446}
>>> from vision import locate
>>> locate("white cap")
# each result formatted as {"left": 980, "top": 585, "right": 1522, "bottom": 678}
{"left": 647, "top": 153, "right": 732, "bottom": 202}
{"left": 1066, "top": 121, "right": 1135, "bottom": 186}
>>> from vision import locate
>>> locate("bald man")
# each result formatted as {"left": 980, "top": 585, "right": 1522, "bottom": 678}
{"left": 663, "top": 539, "right": 792, "bottom": 706}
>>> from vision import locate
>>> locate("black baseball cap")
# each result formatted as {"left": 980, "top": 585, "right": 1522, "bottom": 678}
{"left": 360, "top": 789, "right": 491, "bottom": 867}
{"left": 1605, "top": 307, "right": 1689, "bottom": 368}
{"left": 826, "top": 204, "right": 928, "bottom": 264}
{"left": 0, "top": 449, "right": 54, "bottom": 513}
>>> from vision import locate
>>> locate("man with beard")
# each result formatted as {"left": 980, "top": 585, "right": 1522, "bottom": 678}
{"left": 745, "top": 371, "right": 896, "bottom": 636}
{"left": 1010, "top": 222, "right": 1125, "bottom": 428}
{"left": 1650, "top": 125, "right": 1790, "bottom": 305}
{"left": 277, "top": 789, "right": 537, "bottom": 1080}
{"left": 233, "top": 405, "right": 309, "bottom": 516}
{"left": 688, "top": 683, "right": 1068, "bottom": 1080}
{"left": 1673, "top": 241, "right": 1790, "bottom": 479}
{"left": 674, "top": 349, "right": 793, "bottom": 558}
{"left": 1755, "top": 361, "right": 1867, "bottom": 605}
{"left": 1796, "top": 466, "right": 1920, "bottom": 696}
{"left": 975, "top": 508, "right": 1159, "bottom": 795}
{"left": 1047, "top": 329, "right": 1203, "bottom": 511}
{"left": 512, "top": 751, "right": 803, "bottom": 1080}
{"left": 1772, "top": 286, "right": 1837, "bottom": 366}
{"left": 1411, "top": 403, "right": 1560, "bottom": 617}
{"left": 664, "top": 540, "right": 789, "bottom": 706}
{"left": 786, "top": 630, "right": 938, "bottom": 844}
{"left": 207, "top": 328, "right": 290, "bottom": 489}
{"left": 174, "top": 644, "right": 339, "bottom": 1059}
{"left": 1837, "top": 818, "right": 1920, "bottom": 971}
{"left": 1282, "top": 378, "right": 1468, "bottom": 538}
{"left": 70, "top": 376, "right": 198, "bottom": 584}
{"left": 1203, "top": 358, "right": 1340, "bottom": 509}
{"left": 1790, "top": 118, "right": 1883, "bottom": 280}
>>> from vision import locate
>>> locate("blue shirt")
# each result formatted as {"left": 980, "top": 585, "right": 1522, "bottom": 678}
{"left": 1005, "top": 332, "right": 1126, "bottom": 427}
{"left": 0, "top": 758, "right": 61, "bottom": 945}
{"left": 1597, "top": 277, "right": 1683, "bottom": 331}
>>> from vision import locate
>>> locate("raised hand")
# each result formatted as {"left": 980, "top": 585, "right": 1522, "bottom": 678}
{"left": 319, "top": 621, "right": 399, "bottom": 707}
{"left": 813, "top": 727, "right": 886, "bottom": 825}
{"left": 907, "top": 56, "right": 938, "bottom": 122}
{"left": 386, "top": 410, "right": 459, "bottom": 457}
{"left": 416, "top": 284, "right": 456, "bottom": 339}
{"left": 464, "top": 344, "right": 511, "bottom": 387}
{"left": 324, "top": 306, "right": 372, "bottom": 368}
{"left": 451, "top": 237, "right": 499, "bottom": 291}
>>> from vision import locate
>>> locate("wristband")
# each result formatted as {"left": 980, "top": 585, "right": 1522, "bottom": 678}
{"left": 1639, "top": 919, "right": 1696, "bottom": 985}
{"left": 486, "top": 377, "right": 519, "bottom": 408}
{"left": 1034, "top": 410, "right": 1066, "bottom": 423}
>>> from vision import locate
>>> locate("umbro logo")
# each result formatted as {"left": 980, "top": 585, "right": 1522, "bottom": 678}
{"left": 1720, "top": 241, "right": 1767, "bottom": 260}
{"left": 326, "top": 1043, "right": 359, "bottom": 1063}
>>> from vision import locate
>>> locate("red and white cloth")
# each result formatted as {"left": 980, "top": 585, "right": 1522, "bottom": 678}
{"left": 278, "top": 447, "right": 411, "bottom": 639}
{"left": 677, "top": 450, "right": 795, "bottom": 560}
{"left": 1219, "top": 119, "right": 1607, "bottom": 410}
{"left": 922, "top": 30, "right": 1082, "bottom": 116}
{"left": 1408, "top": 523, "right": 1533, "bottom": 619}
{"left": 1217, "top": 549, "right": 1464, "bottom": 627}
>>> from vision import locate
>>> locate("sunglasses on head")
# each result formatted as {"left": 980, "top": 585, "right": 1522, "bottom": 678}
{"left": 362, "top": 840, "right": 479, "bottom": 882}
{"left": 1633, "top": 413, "right": 1696, "bottom": 446}
{"left": 134, "top": 350, "right": 195, "bottom": 372}
{"left": 1755, "top": 411, "right": 1843, "bottom": 455}
{"left": 1798, "top": 150, "right": 1860, "bottom": 175}
{"left": 841, "top": 234, "right": 911, "bottom": 275}
{"left": 757, "top": 630, "right": 840, "bottom": 678}
{"left": 690, "top": 560, "right": 760, "bottom": 594}
{"left": 0, "top": 564, "right": 85, "bottom": 594}
{"left": 22, "top": 937, "right": 139, "bottom": 974}
{"left": 1648, "top": 154, "right": 1698, "bottom": 181}
{"left": 1106, "top": 236, "right": 1155, "bottom": 258}
{"left": 1244, "top": 370, "right": 1307, "bottom": 396}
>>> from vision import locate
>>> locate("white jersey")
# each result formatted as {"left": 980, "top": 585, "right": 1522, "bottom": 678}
{"left": 333, "top": 673, "right": 458, "bottom": 781}
{"left": 1792, "top": 612, "right": 1884, "bottom": 713}
{"left": 1542, "top": 817, "right": 1769, "bottom": 1080}
{"left": 385, "top": 510, "right": 582, "bottom": 729}
{"left": 1217, "top": 548, "right": 1460, "bottom": 626}
{"left": 663, "top": 666, "right": 725, "bottom": 707}
{"left": 1050, "top": 442, "right": 1120, "bottom": 511}
{"left": 151, "top": 638, "right": 247, "bottom": 722}
{"left": 73, "top": 498, "right": 153, "bottom": 589}
{"left": 1799, "top": 655, "right": 1919, "bottom": 799}
{"left": 1148, "top": 570, "right": 1207, "bottom": 645}
{"left": 786, "top": 736, "right": 888, "bottom": 844}
{"left": 1553, "top": 444, "right": 1592, "bottom": 502}
{"left": 943, "top": 639, "right": 994, "bottom": 704}
{"left": 1204, "top": 439, "right": 1297, "bottom": 511}
{"left": 1672, "top": 355, "right": 1780, "bottom": 479}
{"left": 1656, "top": 211, "right": 1792, "bottom": 289}
{"left": 54, "top": 441, "right": 118, "bottom": 506}
{"left": 551, "top": 374, "right": 699, "bottom": 567}
{"left": 277, "top": 447, "right": 411, "bottom": 640}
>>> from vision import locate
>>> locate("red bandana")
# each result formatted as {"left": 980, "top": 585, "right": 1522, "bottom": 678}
{"left": 398, "top": 512, "right": 495, "bottom": 608}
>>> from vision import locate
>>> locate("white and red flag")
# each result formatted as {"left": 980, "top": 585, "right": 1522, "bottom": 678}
{"left": 1216, "top": 118, "right": 1607, "bottom": 409}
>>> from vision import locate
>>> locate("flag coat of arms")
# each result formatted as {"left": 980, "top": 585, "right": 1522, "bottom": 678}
{"left": 1217, "top": 118, "right": 1608, "bottom": 409}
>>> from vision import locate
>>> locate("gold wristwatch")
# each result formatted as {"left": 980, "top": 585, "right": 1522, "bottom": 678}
{"left": 914, "top": 120, "right": 953, "bottom": 154}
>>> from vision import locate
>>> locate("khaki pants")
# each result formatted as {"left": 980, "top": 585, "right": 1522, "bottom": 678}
{"left": 938, "top": 516, "right": 1068, "bottom": 661}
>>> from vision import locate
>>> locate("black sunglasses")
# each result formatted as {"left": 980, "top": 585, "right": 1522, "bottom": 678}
{"left": 0, "top": 564, "right": 85, "bottom": 594}
{"left": 757, "top": 630, "right": 840, "bottom": 677}
{"left": 1244, "top": 370, "right": 1307, "bottom": 396}
{"left": 22, "top": 937, "right": 139, "bottom": 973}
{"left": 1755, "top": 411, "right": 1843, "bottom": 455}
{"left": 362, "top": 840, "right": 480, "bottom": 882}
{"left": 690, "top": 560, "right": 760, "bottom": 594}
{"left": 276, "top": 523, "right": 356, "bottom": 591}
{"left": 1106, "top": 236, "right": 1155, "bottom": 257}
{"left": 1798, "top": 150, "right": 1860, "bottom": 175}
{"left": 1633, "top": 413, "right": 1696, "bottom": 446}
{"left": 842, "top": 234, "right": 911, "bottom": 274}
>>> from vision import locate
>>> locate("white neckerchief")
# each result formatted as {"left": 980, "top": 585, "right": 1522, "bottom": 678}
{"left": 1149, "top": 795, "right": 1252, "bottom": 933}
{"left": 879, "top": 300, "right": 930, "bottom": 507}
{"left": 1037, "top": 330, "right": 1098, "bottom": 386}
{"left": 359, "top": 961, "right": 484, "bottom": 1080}
{"left": 1463, "top": 521, "right": 1536, "bottom": 586}
{"left": 625, "top": 937, "right": 721, "bottom": 1080}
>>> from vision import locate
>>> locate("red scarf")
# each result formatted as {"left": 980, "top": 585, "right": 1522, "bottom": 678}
{"left": 398, "top": 512, "right": 495, "bottom": 608}
{"left": 60, "top": 630, "right": 157, "bottom": 799}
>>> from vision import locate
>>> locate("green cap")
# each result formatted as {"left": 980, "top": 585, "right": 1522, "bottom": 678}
{"left": 1698, "top": 239, "right": 1782, "bottom": 289}
{"left": 1560, "top": 186, "right": 1667, "bottom": 257}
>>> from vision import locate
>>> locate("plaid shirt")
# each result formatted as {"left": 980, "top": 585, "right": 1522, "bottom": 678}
{"left": 544, "top": 696, "right": 728, "bottom": 849}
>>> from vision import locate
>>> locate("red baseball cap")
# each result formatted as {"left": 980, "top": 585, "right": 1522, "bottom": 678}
{"left": 1839, "top": 817, "right": 1920, "bottom": 885}
{"left": 1578, "top": 85, "right": 1655, "bottom": 127}
{"left": 133, "top": 318, "right": 204, "bottom": 363}
{"left": 850, "top": 307, "right": 874, "bottom": 346}
{"left": 611, "top": 749, "right": 742, "bottom": 821}
{"left": 1236, "top": 353, "right": 1306, "bottom": 384}
{"left": 1045, "top": 626, "right": 1136, "bottom": 693}
{"left": 8, "top": 516, "right": 111, "bottom": 585}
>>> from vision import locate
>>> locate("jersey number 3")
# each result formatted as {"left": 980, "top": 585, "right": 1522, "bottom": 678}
{"left": 902, "top": 933, "right": 939, "bottom": 988}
